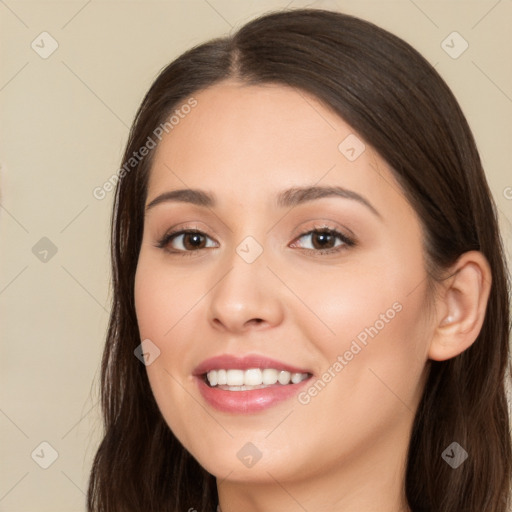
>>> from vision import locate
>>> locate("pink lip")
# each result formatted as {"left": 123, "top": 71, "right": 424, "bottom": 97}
{"left": 193, "top": 354, "right": 313, "bottom": 414}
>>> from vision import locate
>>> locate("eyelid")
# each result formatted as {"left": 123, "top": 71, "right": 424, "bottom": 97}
{"left": 289, "top": 219, "right": 356, "bottom": 241}
{"left": 157, "top": 221, "right": 219, "bottom": 243}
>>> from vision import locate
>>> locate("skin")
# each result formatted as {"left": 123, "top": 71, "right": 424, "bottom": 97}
{"left": 134, "top": 81, "right": 491, "bottom": 512}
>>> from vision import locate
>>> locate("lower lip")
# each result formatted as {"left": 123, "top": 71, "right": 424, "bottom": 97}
{"left": 195, "top": 375, "right": 311, "bottom": 413}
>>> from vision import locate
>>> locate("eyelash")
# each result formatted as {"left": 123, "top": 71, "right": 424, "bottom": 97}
{"left": 155, "top": 225, "right": 356, "bottom": 258}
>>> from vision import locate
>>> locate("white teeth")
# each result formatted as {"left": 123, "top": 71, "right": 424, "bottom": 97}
{"left": 244, "top": 368, "right": 262, "bottom": 386}
{"left": 217, "top": 369, "right": 227, "bottom": 385}
{"left": 205, "top": 368, "right": 309, "bottom": 388}
{"left": 291, "top": 372, "right": 304, "bottom": 384}
{"left": 262, "top": 368, "right": 278, "bottom": 385}
{"left": 278, "top": 371, "right": 291, "bottom": 385}
{"left": 226, "top": 369, "right": 244, "bottom": 386}
{"left": 207, "top": 370, "right": 218, "bottom": 386}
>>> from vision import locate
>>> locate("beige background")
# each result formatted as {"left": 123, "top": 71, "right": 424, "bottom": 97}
{"left": 1, "top": 1, "right": 511, "bottom": 510}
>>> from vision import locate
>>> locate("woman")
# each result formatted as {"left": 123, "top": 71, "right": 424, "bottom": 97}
{"left": 87, "top": 8, "right": 511, "bottom": 512}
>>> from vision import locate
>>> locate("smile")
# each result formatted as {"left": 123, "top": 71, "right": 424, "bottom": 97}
{"left": 193, "top": 353, "right": 313, "bottom": 413}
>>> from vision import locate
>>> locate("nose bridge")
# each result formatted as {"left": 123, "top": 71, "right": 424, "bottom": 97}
{"left": 207, "top": 231, "right": 284, "bottom": 331}
{"left": 217, "top": 233, "right": 270, "bottom": 305}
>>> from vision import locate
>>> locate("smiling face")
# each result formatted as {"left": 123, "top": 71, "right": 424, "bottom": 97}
{"left": 134, "top": 81, "right": 434, "bottom": 504}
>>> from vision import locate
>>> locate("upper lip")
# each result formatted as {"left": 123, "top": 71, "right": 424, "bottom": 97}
{"left": 193, "top": 354, "right": 312, "bottom": 376}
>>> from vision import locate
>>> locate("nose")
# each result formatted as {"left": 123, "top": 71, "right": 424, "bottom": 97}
{"left": 207, "top": 248, "right": 285, "bottom": 334}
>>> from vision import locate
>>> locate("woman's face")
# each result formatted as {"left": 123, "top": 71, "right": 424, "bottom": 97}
{"left": 134, "top": 81, "right": 433, "bottom": 490}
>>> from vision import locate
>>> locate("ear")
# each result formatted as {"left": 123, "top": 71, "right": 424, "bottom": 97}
{"left": 428, "top": 251, "right": 492, "bottom": 361}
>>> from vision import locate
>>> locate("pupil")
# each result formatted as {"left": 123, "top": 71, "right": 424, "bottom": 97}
{"left": 185, "top": 233, "right": 204, "bottom": 249}
{"left": 314, "top": 232, "right": 333, "bottom": 249}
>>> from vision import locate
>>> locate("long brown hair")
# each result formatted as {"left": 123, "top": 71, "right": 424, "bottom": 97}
{"left": 87, "top": 8, "right": 511, "bottom": 511}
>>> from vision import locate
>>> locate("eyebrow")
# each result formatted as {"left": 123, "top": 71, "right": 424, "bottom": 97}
{"left": 145, "top": 185, "right": 381, "bottom": 217}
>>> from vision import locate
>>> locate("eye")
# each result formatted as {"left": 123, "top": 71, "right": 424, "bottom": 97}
{"left": 156, "top": 229, "right": 218, "bottom": 255}
{"left": 155, "top": 226, "right": 356, "bottom": 257}
{"left": 290, "top": 227, "right": 355, "bottom": 254}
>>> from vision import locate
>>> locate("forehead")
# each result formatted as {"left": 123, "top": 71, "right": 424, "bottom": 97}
{"left": 146, "top": 81, "right": 400, "bottom": 213}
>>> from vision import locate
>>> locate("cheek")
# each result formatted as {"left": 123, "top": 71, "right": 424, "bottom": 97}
{"left": 321, "top": 275, "right": 429, "bottom": 414}
{"left": 134, "top": 256, "right": 214, "bottom": 445}
{"left": 291, "top": 250, "right": 430, "bottom": 400}
{"left": 287, "top": 278, "right": 429, "bottom": 471}
{"left": 134, "top": 257, "right": 202, "bottom": 340}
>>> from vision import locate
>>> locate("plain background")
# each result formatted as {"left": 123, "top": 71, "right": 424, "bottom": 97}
{"left": 1, "top": 1, "right": 511, "bottom": 510}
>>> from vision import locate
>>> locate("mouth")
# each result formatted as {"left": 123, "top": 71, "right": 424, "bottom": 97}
{"left": 193, "top": 354, "right": 313, "bottom": 413}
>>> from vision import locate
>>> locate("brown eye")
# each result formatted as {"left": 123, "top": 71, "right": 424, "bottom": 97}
{"left": 291, "top": 228, "right": 355, "bottom": 254}
{"left": 310, "top": 231, "right": 337, "bottom": 250}
{"left": 180, "top": 232, "right": 207, "bottom": 250}
{"left": 157, "top": 229, "right": 218, "bottom": 253}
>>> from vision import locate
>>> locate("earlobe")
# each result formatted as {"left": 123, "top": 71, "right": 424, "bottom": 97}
{"left": 428, "top": 251, "right": 492, "bottom": 361}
